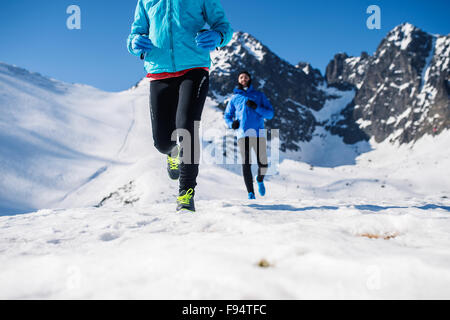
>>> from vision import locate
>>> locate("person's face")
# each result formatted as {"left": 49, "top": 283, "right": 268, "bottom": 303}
{"left": 238, "top": 73, "right": 250, "bottom": 87}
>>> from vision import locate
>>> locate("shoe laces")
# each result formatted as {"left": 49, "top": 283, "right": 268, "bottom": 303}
{"left": 167, "top": 154, "right": 180, "bottom": 170}
{"left": 178, "top": 188, "right": 194, "bottom": 205}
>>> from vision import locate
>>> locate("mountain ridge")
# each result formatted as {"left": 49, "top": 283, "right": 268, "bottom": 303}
{"left": 3, "top": 22, "right": 448, "bottom": 151}
{"left": 325, "top": 23, "right": 449, "bottom": 144}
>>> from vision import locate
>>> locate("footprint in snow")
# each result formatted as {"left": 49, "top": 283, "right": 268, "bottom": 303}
{"left": 47, "top": 239, "right": 62, "bottom": 245}
{"left": 99, "top": 232, "right": 121, "bottom": 242}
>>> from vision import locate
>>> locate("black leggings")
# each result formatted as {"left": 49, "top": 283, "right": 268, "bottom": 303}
{"left": 149, "top": 68, "right": 209, "bottom": 192}
{"left": 238, "top": 137, "right": 269, "bottom": 194}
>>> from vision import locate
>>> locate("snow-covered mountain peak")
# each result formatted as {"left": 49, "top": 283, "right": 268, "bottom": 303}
{"left": 383, "top": 22, "right": 431, "bottom": 52}
{"left": 388, "top": 22, "right": 419, "bottom": 38}
{"left": 231, "top": 31, "right": 266, "bottom": 62}
{"left": 325, "top": 24, "right": 449, "bottom": 145}
{"left": 210, "top": 31, "right": 269, "bottom": 76}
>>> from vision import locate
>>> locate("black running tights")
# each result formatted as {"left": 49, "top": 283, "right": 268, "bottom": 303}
{"left": 238, "top": 137, "right": 269, "bottom": 194}
{"left": 149, "top": 68, "right": 209, "bottom": 192}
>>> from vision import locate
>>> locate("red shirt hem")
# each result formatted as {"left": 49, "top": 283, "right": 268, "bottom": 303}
{"left": 147, "top": 67, "right": 209, "bottom": 81}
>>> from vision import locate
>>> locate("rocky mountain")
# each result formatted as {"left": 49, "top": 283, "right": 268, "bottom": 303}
{"left": 1, "top": 24, "right": 447, "bottom": 214}
{"left": 326, "top": 23, "right": 449, "bottom": 144}
{"left": 209, "top": 24, "right": 449, "bottom": 149}
{"left": 326, "top": 51, "right": 370, "bottom": 91}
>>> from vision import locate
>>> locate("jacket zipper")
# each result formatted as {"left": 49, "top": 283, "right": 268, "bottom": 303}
{"left": 168, "top": 0, "right": 176, "bottom": 71}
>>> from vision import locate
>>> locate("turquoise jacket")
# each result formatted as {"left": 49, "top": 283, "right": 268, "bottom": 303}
{"left": 127, "top": 0, "right": 233, "bottom": 74}
{"left": 224, "top": 85, "right": 274, "bottom": 139}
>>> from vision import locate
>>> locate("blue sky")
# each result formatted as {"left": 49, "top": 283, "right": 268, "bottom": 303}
{"left": 0, "top": 0, "right": 449, "bottom": 91}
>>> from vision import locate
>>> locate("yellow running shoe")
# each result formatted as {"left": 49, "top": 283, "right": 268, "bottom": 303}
{"left": 167, "top": 147, "right": 180, "bottom": 180}
{"left": 176, "top": 188, "right": 195, "bottom": 213}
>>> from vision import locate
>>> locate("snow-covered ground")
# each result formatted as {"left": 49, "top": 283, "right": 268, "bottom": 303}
{"left": 0, "top": 63, "right": 449, "bottom": 299}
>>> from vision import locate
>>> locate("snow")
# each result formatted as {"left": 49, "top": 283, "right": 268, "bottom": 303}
{"left": 368, "top": 84, "right": 385, "bottom": 105}
{"left": 302, "top": 65, "right": 310, "bottom": 75}
{"left": 356, "top": 119, "right": 372, "bottom": 129}
{"left": 395, "top": 107, "right": 412, "bottom": 126}
{"left": 284, "top": 98, "right": 304, "bottom": 108}
{"left": 434, "top": 36, "right": 450, "bottom": 70}
{"left": 1, "top": 63, "right": 450, "bottom": 299}
{"left": 414, "top": 35, "right": 449, "bottom": 114}
{"left": 390, "top": 82, "right": 410, "bottom": 92}
{"left": 210, "top": 48, "right": 233, "bottom": 76}
{"left": 421, "top": 37, "right": 437, "bottom": 90}
{"left": 257, "top": 78, "right": 267, "bottom": 89}
{"left": 0, "top": 63, "right": 135, "bottom": 213}
{"left": 210, "top": 90, "right": 230, "bottom": 104}
{"left": 386, "top": 116, "right": 396, "bottom": 125}
{"left": 388, "top": 23, "right": 416, "bottom": 51}
{"left": 283, "top": 126, "right": 371, "bottom": 167}
{"left": 313, "top": 86, "right": 355, "bottom": 123}
{"left": 357, "top": 64, "right": 366, "bottom": 76}
{"left": 1, "top": 197, "right": 450, "bottom": 299}
{"left": 239, "top": 33, "right": 266, "bottom": 62}
{"left": 211, "top": 32, "right": 266, "bottom": 70}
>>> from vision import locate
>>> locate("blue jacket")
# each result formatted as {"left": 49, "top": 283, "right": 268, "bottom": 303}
{"left": 224, "top": 86, "right": 274, "bottom": 139}
{"left": 127, "top": 0, "right": 233, "bottom": 74}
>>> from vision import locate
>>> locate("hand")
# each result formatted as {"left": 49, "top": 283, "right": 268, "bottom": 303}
{"left": 246, "top": 100, "right": 257, "bottom": 110}
{"left": 132, "top": 35, "right": 155, "bottom": 56}
{"left": 232, "top": 120, "right": 240, "bottom": 130}
{"left": 195, "top": 30, "right": 221, "bottom": 51}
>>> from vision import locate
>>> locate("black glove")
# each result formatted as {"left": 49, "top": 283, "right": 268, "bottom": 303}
{"left": 232, "top": 120, "right": 240, "bottom": 130}
{"left": 246, "top": 100, "right": 257, "bottom": 110}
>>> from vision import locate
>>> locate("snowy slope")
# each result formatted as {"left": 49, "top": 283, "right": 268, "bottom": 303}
{"left": 1, "top": 62, "right": 450, "bottom": 299}
{"left": 0, "top": 63, "right": 135, "bottom": 214}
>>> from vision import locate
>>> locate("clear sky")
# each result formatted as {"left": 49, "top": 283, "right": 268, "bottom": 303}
{"left": 0, "top": 0, "right": 449, "bottom": 92}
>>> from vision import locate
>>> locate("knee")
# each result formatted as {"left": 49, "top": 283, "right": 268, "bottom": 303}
{"left": 259, "top": 162, "right": 268, "bottom": 168}
{"left": 154, "top": 141, "right": 176, "bottom": 155}
{"left": 258, "top": 162, "right": 269, "bottom": 174}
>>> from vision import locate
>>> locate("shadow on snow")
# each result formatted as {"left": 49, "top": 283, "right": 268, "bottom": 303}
{"left": 247, "top": 203, "right": 450, "bottom": 213}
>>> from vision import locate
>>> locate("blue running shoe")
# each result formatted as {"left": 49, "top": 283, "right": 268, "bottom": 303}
{"left": 248, "top": 192, "right": 256, "bottom": 200}
{"left": 256, "top": 177, "right": 266, "bottom": 197}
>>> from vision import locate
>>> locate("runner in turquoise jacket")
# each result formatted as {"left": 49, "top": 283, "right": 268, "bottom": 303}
{"left": 127, "top": 0, "right": 233, "bottom": 74}
{"left": 126, "top": 0, "right": 232, "bottom": 213}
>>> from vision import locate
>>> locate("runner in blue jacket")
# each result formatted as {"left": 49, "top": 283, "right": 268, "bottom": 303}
{"left": 224, "top": 71, "right": 274, "bottom": 199}
{"left": 127, "top": 0, "right": 232, "bottom": 213}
